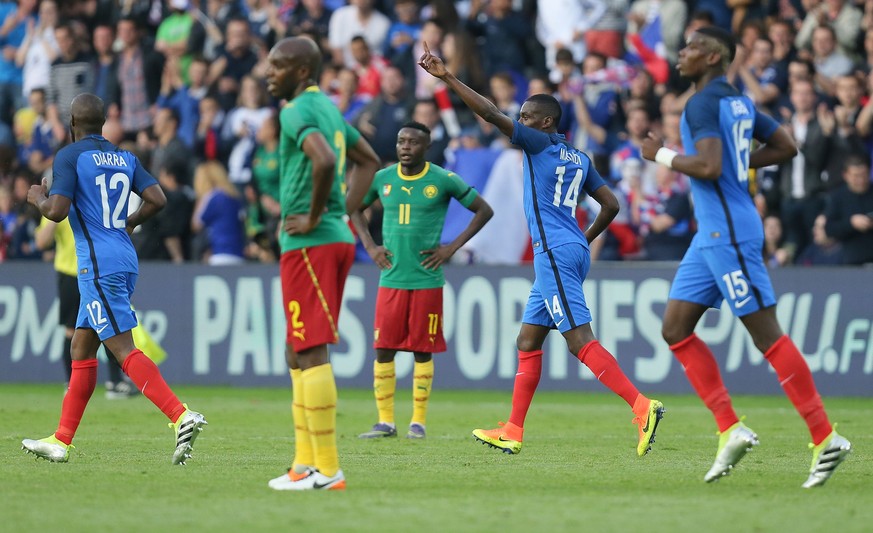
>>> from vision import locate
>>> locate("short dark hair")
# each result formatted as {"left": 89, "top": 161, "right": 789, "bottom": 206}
{"left": 351, "top": 35, "right": 368, "bottom": 45}
{"left": 844, "top": 153, "right": 871, "bottom": 171}
{"left": 525, "top": 93, "right": 562, "bottom": 124}
{"left": 690, "top": 10, "right": 715, "bottom": 25}
{"left": 696, "top": 25, "right": 736, "bottom": 63}
{"left": 400, "top": 121, "right": 431, "bottom": 136}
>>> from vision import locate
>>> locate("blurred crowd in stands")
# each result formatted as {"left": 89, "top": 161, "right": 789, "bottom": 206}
{"left": 1, "top": 0, "right": 872, "bottom": 267}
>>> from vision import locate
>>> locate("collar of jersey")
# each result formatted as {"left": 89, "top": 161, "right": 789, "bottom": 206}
{"left": 285, "top": 86, "right": 321, "bottom": 107}
{"left": 397, "top": 162, "right": 429, "bottom": 181}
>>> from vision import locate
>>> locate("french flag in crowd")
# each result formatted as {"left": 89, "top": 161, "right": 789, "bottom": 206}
{"left": 625, "top": 7, "right": 670, "bottom": 84}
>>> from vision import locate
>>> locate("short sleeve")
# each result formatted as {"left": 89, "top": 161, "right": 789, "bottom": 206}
{"left": 280, "top": 104, "right": 320, "bottom": 149}
{"left": 581, "top": 157, "right": 606, "bottom": 195}
{"left": 752, "top": 109, "right": 780, "bottom": 142}
{"left": 444, "top": 170, "right": 478, "bottom": 208}
{"left": 50, "top": 148, "right": 78, "bottom": 200}
{"left": 510, "top": 121, "right": 551, "bottom": 155}
{"left": 684, "top": 93, "right": 721, "bottom": 143}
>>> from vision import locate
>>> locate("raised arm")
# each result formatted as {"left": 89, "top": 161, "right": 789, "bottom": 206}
{"left": 418, "top": 41, "right": 515, "bottom": 138}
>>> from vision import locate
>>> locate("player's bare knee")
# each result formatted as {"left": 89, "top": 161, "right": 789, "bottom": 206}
{"left": 662, "top": 325, "right": 691, "bottom": 347}
{"left": 516, "top": 334, "right": 542, "bottom": 353}
{"left": 413, "top": 352, "right": 432, "bottom": 363}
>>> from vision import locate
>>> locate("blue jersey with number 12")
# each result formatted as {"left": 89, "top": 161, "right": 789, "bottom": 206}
{"left": 510, "top": 121, "right": 605, "bottom": 254}
{"left": 681, "top": 77, "right": 779, "bottom": 247}
{"left": 50, "top": 134, "right": 158, "bottom": 280}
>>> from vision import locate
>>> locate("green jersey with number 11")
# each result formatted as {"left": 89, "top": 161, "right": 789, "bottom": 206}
{"left": 365, "top": 162, "right": 478, "bottom": 289}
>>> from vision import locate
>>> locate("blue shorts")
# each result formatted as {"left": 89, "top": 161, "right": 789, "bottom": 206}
{"left": 669, "top": 239, "right": 776, "bottom": 317}
{"left": 76, "top": 272, "right": 138, "bottom": 341}
{"left": 522, "top": 243, "right": 592, "bottom": 333}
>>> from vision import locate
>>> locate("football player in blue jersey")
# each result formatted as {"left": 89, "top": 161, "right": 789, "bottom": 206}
{"left": 642, "top": 26, "right": 850, "bottom": 487}
{"left": 23, "top": 93, "right": 207, "bottom": 465}
{"left": 418, "top": 43, "right": 665, "bottom": 458}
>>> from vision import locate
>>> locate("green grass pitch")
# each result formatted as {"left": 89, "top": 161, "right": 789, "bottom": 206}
{"left": 1, "top": 384, "right": 870, "bottom": 533}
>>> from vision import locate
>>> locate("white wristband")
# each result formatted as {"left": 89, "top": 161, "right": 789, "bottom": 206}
{"left": 655, "top": 147, "right": 678, "bottom": 169}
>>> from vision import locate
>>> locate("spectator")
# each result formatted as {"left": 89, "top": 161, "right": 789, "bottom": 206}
{"left": 155, "top": 0, "right": 205, "bottom": 77}
{"left": 733, "top": 37, "right": 780, "bottom": 114}
{"left": 191, "top": 160, "right": 247, "bottom": 266}
{"left": 810, "top": 24, "right": 854, "bottom": 96}
{"left": 14, "top": 88, "right": 53, "bottom": 175}
{"left": 355, "top": 66, "right": 412, "bottom": 163}
{"left": 768, "top": 18, "right": 797, "bottom": 93}
{"left": 779, "top": 78, "right": 830, "bottom": 259}
{"left": 611, "top": 103, "right": 657, "bottom": 196}
{"left": 0, "top": 181, "right": 14, "bottom": 242}
{"left": 350, "top": 35, "right": 388, "bottom": 99}
{"left": 408, "top": 19, "right": 445, "bottom": 99}
{"left": 328, "top": 0, "right": 391, "bottom": 69}
{"left": 157, "top": 56, "right": 210, "bottom": 149}
{"left": 465, "top": 0, "right": 530, "bottom": 78}
{"left": 284, "top": 0, "right": 333, "bottom": 56}
{"left": 384, "top": 0, "right": 421, "bottom": 62}
{"left": 222, "top": 75, "right": 272, "bottom": 189}
{"left": 571, "top": 52, "right": 620, "bottom": 172}
{"left": 0, "top": 0, "right": 35, "bottom": 126}
{"left": 488, "top": 72, "right": 520, "bottom": 121}
{"left": 209, "top": 17, "right": 259, "bottom": 111}
{"left": 627, "top": 0, "right": 686, "bottom": 63}
{"left": 411, "top": 98, "right": 448, "bottom": 166}
{"left": 116, "top": 17, "right": 165, "bottom": 142}
{"left": 585, "top": 0, "right": 627, "bottom": 59}
{"left": 195, "top": 95, "right": 226, "bottom": 162}
{"left": 823, "top": 156, "right": 873, "bottom": 265}
{"left": 762, "top": 215, "right": 791, "bottom": 268}
{"left": 796, "top": 0, "right": 861, "bottom": 58}
{"left": 14, "top": 0, "right": 58, "bottom": 102}
{"left": 439, "top": 28, "right": 485, "bottom": 123}
{"left": 151, "top": 106, "right": 194, "bottom": 186}
{"left": 796, "top": 214, "right": 844, "bottom": 266}
{"left": 536, "top": 0, "right": 605, "bottom": 71}
{"left": 45, "top": 23, "right": 94, "bottom": 143}
{"left": 133, "top": 161, "right": 195, "bottom": 263}
{"left": 246, "top": 0, "right": 285, "bottom": 49}
{"left": 91, "top": 24, "right": 119, "bottom": 117}
{"left": 631, "top": 164, "right": 693, "bottom": 261}
{"left": 823, "top": 75, "right": 867, "bottom": 183}
{"left": 330, "top": 68, "right": 369, "bottom": 122}
{"left": 251, "top": 111, "right": 280, "bottom": 256}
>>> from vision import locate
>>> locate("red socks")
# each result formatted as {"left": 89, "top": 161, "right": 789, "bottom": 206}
{"left": 507, "top": 350, "right": 543, "bottom": 428}
{"left": 55, "top": 359, "right": 98, "bottom": 445}
{"left": 122, "top": 349, "right": 186, "bottom": 423}
{"left": 576, "top": 341, "right": 640, "bottom": 407}
{"left": 765, "top": 335, "right": 832, "bottom": 444}
{"left": 671, "top": 334, "right": 738, "bottom": 432}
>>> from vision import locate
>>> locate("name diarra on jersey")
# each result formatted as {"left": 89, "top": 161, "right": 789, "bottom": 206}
{"left": 559, "top": 146, "right": 583, "bottom": 165}
{"left": 91, "top": 152, "right": 128, "bottom": 168}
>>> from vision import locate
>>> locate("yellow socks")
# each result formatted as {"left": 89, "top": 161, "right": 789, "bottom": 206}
{"left": 289, "top": 369, "right": 314, "bottom": 470}
{"left": 374, "top": 360, "right": 396, "bottom": 424}
{"left": 411, "top": 360, "right": 434, "bottom": 426}
{"left": 302, "top": 363, "right": 339, "bottom": 477}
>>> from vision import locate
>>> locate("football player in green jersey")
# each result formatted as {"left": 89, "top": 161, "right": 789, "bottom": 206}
{"left": 352, "top": 121, "right": 493, "bottom": 439}
{"left": 265, "top": 36, "right": 381, "bottom": 492}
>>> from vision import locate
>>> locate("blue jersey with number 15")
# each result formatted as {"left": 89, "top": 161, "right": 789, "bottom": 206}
{"left": 510, "top": 121, "right": 605, "bottom": 254}
{"left": 681, "top": 77, "right": 779, "bottom": 247}
{"left": 50, "top": 134, "right": 158, "bottom": 280}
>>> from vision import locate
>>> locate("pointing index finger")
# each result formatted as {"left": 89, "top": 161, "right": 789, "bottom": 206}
{"left": 422, "top": 40, "right": 430, "bottom": 55}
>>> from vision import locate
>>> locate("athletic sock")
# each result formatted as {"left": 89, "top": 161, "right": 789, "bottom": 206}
{"left": 765, "top": 335, "right": 833, "bottom": 444}
{"left": 507, "top": 350, "right": 542, "bottom": 429}
{"left": 290, "top": 368, "right": 314, "bottom": 469}
{"left": 670, "top": 334, "right": 738, "bottom": 432}
{"left": 373, "top": 360, "right": 396, "bottom": 425}
{"left": 411, "top": 360, "right": 434, "bottom": 426}
{"left": 55, "top": 359, "right": 98, "bottom": 445}
{"left": 302, "top": 363, "right": 339, "bottom": 477}
{"left": 576, "top": 341, "right": 639, "bottom": 407}
{"left": 121, "top": 349, "right": 186, "bottom": 423}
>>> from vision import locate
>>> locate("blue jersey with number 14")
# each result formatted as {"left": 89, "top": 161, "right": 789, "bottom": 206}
{"left": 681, "top": 77, "right": 779, "bottom": 247}
{"left": 50, "top": 134, "right": 157, "bottom": 280}
{"left": 510, "top": 121, "right": 605, "bottom": 254}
